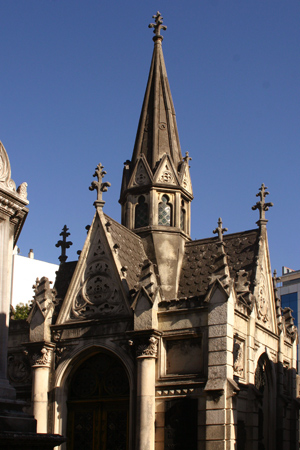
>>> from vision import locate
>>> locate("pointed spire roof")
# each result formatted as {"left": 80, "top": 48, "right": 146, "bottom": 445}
{"left": 131, "top": 12, "right": 183, "bottom": 172}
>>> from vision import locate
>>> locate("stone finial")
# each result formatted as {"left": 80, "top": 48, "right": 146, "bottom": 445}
{"left": 252, "top": 183, "right": 273, "bottom": 224}
{"left": 148, "top": 11, "right": 167, "bottom": 41}
{"left": 55, "top": 225, "right": 73, "bottom": 263}
{"left": 89, "top": 163, "right": 111, "bottom": 208}
{"left": 183, "top": 152, "right": 192, "bottom": 165}
{"left": 213, "top": 217, "right": 228, "bottom": 242}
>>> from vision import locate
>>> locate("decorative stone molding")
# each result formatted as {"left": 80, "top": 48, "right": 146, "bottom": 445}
{"left": 156, "top": 388, "right": 194, "bottom": 397}
{"left": 256, "top": 264, "right": 269, "bottom": 324}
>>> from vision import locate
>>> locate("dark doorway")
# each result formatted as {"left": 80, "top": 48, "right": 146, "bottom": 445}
{"left": 67, "top": 352, "right": 129, "bottom": 450}
{"left": 164, "top": 398, "right": 198, "bottom": 450}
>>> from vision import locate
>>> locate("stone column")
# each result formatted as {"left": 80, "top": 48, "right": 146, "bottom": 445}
{"left": 27, "top": 343, "right": 55, "bottom": 433}
{"left": 131, "top": 333, "right": 159, "bottom": 450}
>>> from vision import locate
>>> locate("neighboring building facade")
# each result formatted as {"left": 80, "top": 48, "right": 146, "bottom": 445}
{"left": 8, "top": 13, "right": 299, "bottom": 450}
{"left": 11, "top": 248, "right": 59, "bottom": 308}
{"left": 277, "top": 266, "right": 300, "bottom": 370}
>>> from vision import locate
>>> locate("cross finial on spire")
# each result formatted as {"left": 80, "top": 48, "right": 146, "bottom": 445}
{"left": 213, "top": 217, "right": 228, "bottom": 242}
{"left": 183, "top": 152, "right": 192, "bottom": 164}
{"left": 149, "top": 11, "right": 167, "bottom": 42}
{"left": 252, "top": 183, "right": 273, "bottom": 224}
{"left": 89, "top": 163, "right": 111, "bottom": 208}
{"left": 55, "top": 225, "right": 73, "bottom": 263}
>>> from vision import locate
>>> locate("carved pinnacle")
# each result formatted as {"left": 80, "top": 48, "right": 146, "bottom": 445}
{"left": 213, "top": 217, "right": 228, "bottom": 242}
{"left": 149, "top": 11, "right": 167, "bottom": 41}
{"left": 55, "top": 225, "right": 73, "bottom": 263}
{"left": 252, "top": 183, "right": 273, "bottom": 222}
{"left": 89, "top": 163, "right": 111, "bottom": 207}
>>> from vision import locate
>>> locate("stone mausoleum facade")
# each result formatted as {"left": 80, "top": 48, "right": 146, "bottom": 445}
{"left": 7, "top": 12, "right": 300, "bottom": 450}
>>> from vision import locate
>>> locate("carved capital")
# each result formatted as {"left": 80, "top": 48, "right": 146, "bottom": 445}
{"left": 128, "top": 331, "right": 161, "bottom": 359}
{"left": 25, "top": 343, "right": 55, "bottom": 368}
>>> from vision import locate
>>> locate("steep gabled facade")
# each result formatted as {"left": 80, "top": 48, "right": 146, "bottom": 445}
{"left": 8, "top": 12, "right": 299, "bottom": 450}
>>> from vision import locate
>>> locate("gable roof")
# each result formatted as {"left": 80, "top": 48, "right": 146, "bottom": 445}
{"left": 104, "top": 214, "right": 148, "bottom": 292}
{"left": 178, "top": 229, "right": 259, "bottom": 301}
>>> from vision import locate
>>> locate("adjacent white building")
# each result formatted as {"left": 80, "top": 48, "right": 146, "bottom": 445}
{"left": 277, "top": 266, "right": 300, "bottom": 369}
{"left": 11, "top": 248, "right": 59, "bottom": 308}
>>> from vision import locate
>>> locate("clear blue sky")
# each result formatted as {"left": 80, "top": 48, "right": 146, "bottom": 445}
{"left": 1, "top": 1, "right": 300, "bottom": 275}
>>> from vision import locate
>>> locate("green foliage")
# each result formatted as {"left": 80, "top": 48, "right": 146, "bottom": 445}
{"left": 13, "top": 302, "right": 31, "bottom": 320}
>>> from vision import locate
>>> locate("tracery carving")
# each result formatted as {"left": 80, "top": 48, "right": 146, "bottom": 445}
{"left": 72, "top": 240, "right": 125, "bottom": 319}
{"left": 135, "top": 162, "right": 148, "bottom": 185}
{"left": 160, "top": 170, "right": 173, "bottom": 183}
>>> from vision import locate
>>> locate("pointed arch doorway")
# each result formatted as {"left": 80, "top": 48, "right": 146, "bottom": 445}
{"left": 67, "top": 351, "right": 130, "bottom": 450}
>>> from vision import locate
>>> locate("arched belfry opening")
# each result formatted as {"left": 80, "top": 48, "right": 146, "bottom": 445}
{"left": 66, "top": 351, "right": 130, "bottom": 450}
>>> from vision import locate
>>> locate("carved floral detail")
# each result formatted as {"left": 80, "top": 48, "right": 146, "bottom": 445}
{"left": 136, "top": 336, "right": 158, "bottom": 357}
{"left": 31, "top": 347, "right": 52, "bottom": 366}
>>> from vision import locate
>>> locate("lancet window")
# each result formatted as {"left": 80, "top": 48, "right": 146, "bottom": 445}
{"left": 180, "top": 200, "right": 186, "bottom": 231}
{"left": 135, "top": 195, "right": 148, "bottom": 228}
{"left": 158, "top": 195, "right": 172, "bottom": 226}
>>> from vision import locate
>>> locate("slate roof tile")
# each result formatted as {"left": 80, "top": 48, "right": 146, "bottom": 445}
{"left": 104, "top": 214, "right": 148, "bottom": 291}
{"left": 178, "top": 229, "right": 259, "bottom": 301}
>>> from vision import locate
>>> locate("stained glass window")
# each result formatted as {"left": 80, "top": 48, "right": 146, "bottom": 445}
{"left": 158, "top": 195, "right": 171, "bottom": 226}
{"left": 135, "top": 196, "right": 148, "bottom": 228}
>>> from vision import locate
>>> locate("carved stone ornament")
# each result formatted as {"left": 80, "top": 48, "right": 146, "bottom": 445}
{"left": 7, "top": 353, "right": 32, "bottom": 384}
{"left": 31, "top": 347, "right": 52, "bottom": 367}
{"left": 134, "top": 336, "right": 159, "bottom": 358}
{"left": 233, "top": 338, "right": 244, "bottom": 378}
{"left": 0, "top": 141, "right": 16, "bottom": 191}
{"left": 135, "top": 161, "right": 148, "bottom": 185}
{"left": 160, "top": 169, "right": 173, "bottom": 183}
{"left": 0, "top": 141, "right": 28, "bottom": 198}
{"left": 72, "top": 238, "right": 125, "bottom": 319}
{"left": 256, "top": 265, "right": 269, "bottom": 324}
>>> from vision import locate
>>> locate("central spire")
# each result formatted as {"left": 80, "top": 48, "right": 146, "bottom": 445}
{"left": 119, "top": 13, "right": 193, "bottom": 299}
{"left": 124, "top": 11, "right": 183, "bottom": 175}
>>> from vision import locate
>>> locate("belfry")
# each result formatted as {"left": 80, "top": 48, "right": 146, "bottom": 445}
{"left": 7, "top": 11, "right": 299, "bottom": 450}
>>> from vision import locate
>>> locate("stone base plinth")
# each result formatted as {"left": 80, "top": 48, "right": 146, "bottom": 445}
{"left": 0, "top": 431, "right": 66, "bottom": 449}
